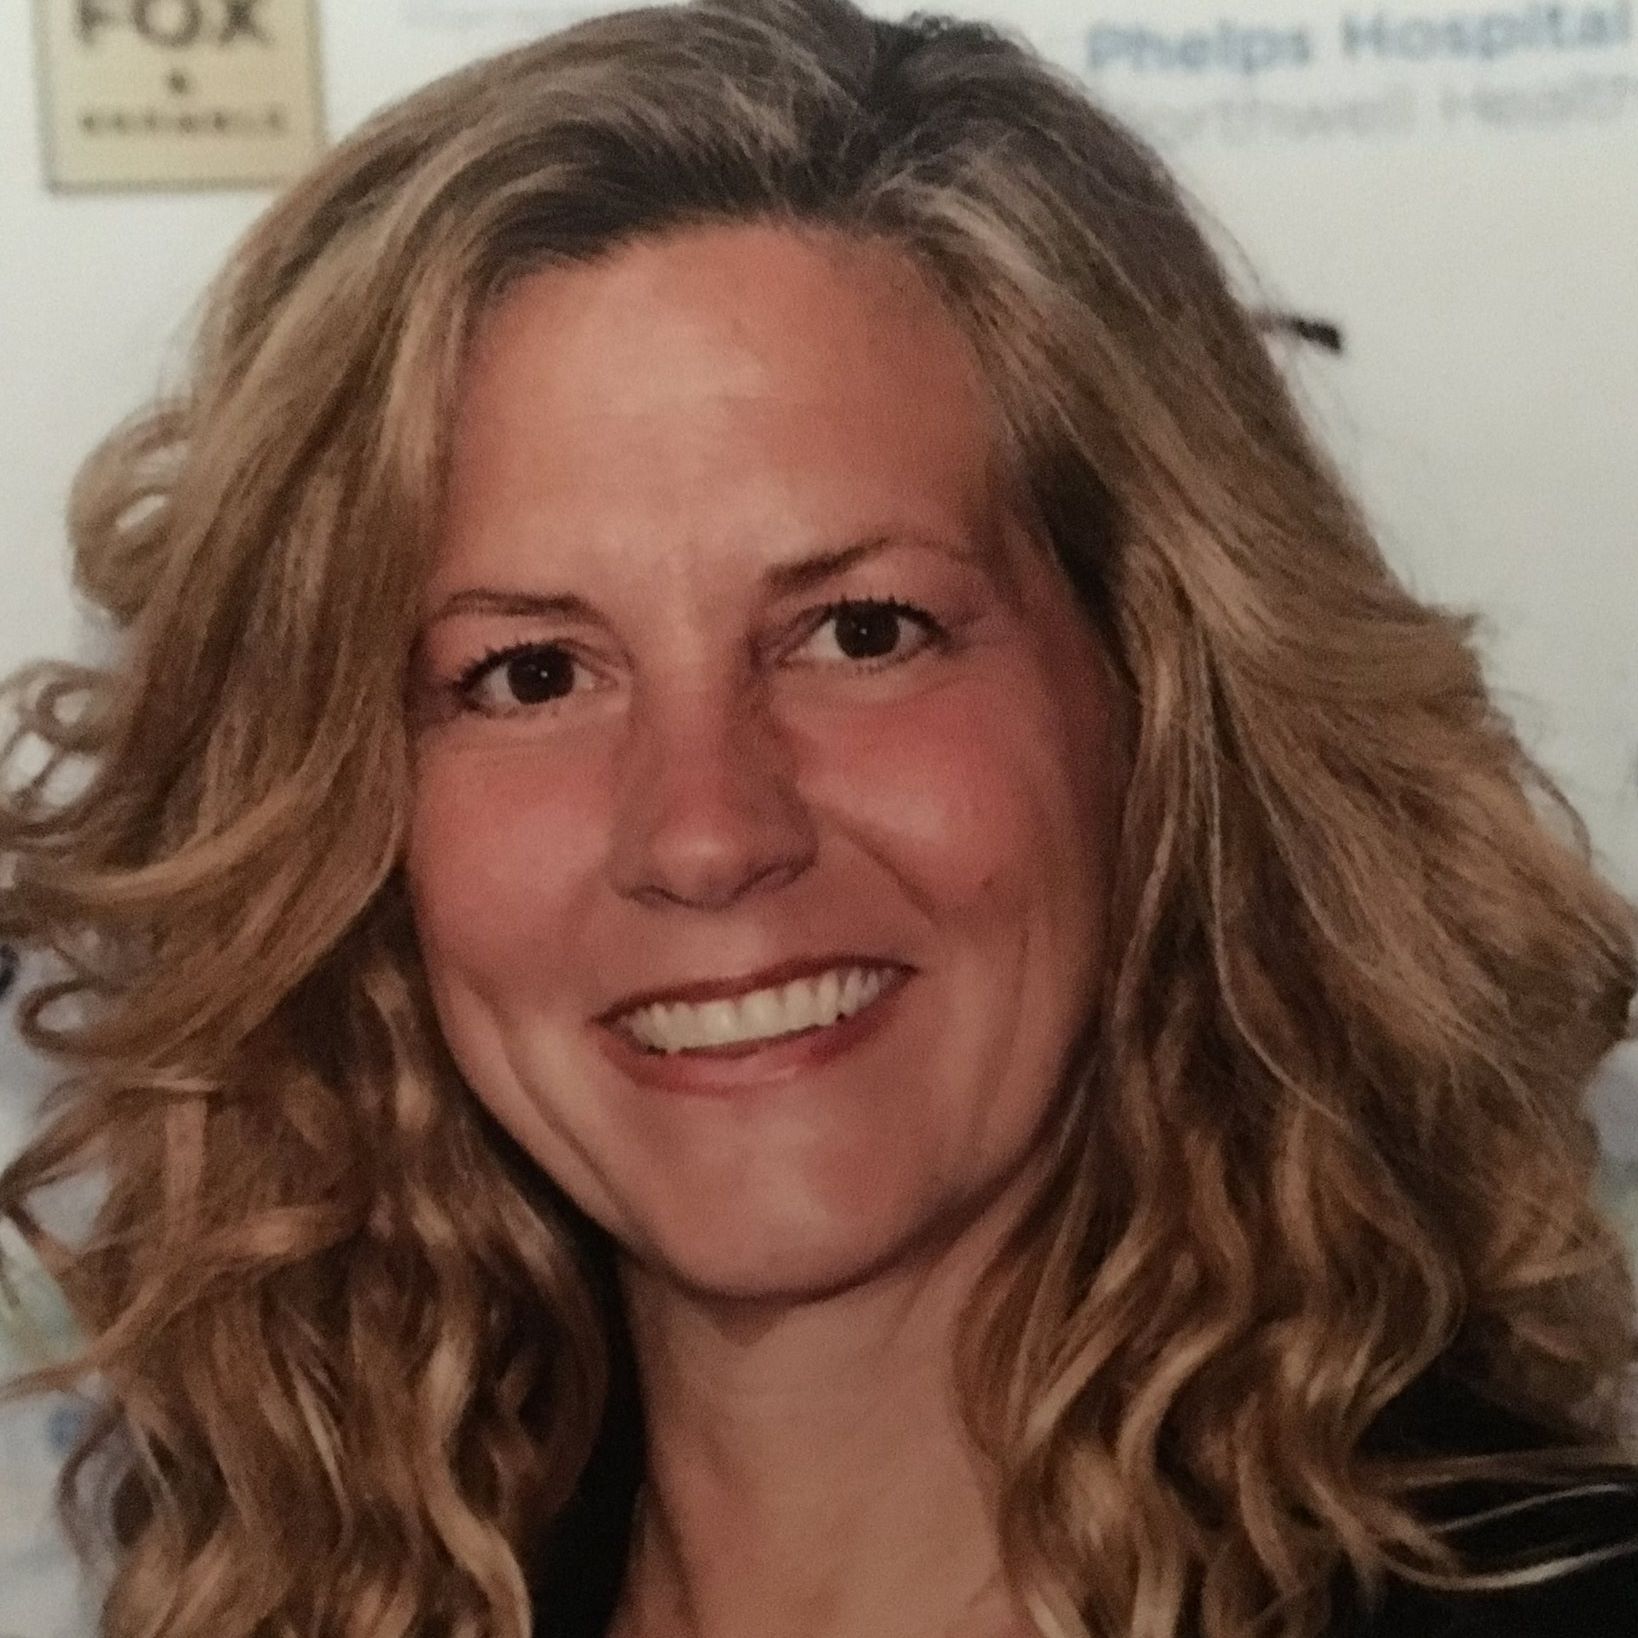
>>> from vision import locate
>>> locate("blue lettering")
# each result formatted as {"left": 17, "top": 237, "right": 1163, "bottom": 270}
{"left": 1177, "top": 33, "right": 1214, "bottom": 71}
{"left": 1344, "top": 4, "right": 1632, "bottom": 63}
{"left": 1242, "top": 28, "right": 1309, "bottom": 73}
{"left": 1593, "top": 0, "right": 1635, "bottom": 41}
{"left": 1087, "top": 26, "right": 1148, "bottom": 73}
{"left": 1086, "top": 21, "right": 1313, "bottom": 78}
{"left": 1474, "top": 12, "right": 1526, "bottom": 52}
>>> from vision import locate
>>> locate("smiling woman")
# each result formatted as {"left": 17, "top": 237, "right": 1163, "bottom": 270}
{"left": 405, "top": 224, "right": 1119, "bottom": 1321}
{"left": 1, "top": 3, "right": 1637, "bottom": 1638}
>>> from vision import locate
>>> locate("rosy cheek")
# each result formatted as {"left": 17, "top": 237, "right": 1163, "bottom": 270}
{"left": 407, "top": 749, "right": 601, "bottom": 967}
{"left": 806, "top": 685, "right": 1029, "bottom": 899}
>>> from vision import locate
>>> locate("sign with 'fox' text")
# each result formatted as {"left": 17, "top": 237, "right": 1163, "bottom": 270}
{"left": 34, "top": 0, "right": 324, "bottom": 189}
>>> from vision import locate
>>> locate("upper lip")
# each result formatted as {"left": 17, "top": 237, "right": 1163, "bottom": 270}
{"left": 597, "top": 955, "right": 912, "bottom": 1023}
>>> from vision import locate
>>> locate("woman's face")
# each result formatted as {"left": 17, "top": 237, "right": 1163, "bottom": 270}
{"left": 406, "top": 222, "right": 1125, "bottom": 1301}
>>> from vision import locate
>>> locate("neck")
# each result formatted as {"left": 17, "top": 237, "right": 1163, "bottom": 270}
{"left": 605, "top": 1220, "right": 1033, "bottom": 1638}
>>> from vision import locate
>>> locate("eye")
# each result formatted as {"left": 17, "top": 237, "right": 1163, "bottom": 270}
{"left": 453, "top": 641, "right": 584, "bottom": 717}
{"left": 448, "top": 597, "right": 949, "bottom": 720}
{"left": 795, "top": 597, "right": 947, "bottom": 670}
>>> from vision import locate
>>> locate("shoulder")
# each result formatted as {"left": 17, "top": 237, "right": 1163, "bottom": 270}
{"left": 1343, "top": 1469, "right": 1638, "bottom": 1638}
{"left": 1336, "top": 1368, "right": 1638, "bottom": 1636}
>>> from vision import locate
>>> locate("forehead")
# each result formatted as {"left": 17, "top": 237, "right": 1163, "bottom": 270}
{"left": 432, "top": 224, "right": 1026, "bottom": 580}
{"left": 463, "top": 221, "right": 990, "bottom": 423}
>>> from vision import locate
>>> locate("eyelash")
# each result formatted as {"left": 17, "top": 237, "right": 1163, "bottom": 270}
{"left": 450, "top": 596, "right": 948, "bottom": 718}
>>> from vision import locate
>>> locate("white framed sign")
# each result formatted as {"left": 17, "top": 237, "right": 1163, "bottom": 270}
{"left": 34, "top": 0, "right": 325, "bottom": 191}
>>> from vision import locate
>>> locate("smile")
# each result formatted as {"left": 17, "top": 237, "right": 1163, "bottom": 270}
{"left": 596, "top": 966, "right": 914, "bottom": 1098}
{"left": 617, "top": 964, "right": 903, "bottom": 1055}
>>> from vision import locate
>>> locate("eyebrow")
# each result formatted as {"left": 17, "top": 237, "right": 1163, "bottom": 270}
{"left": 425, "top": 532, "right": 967, "bottom": 626}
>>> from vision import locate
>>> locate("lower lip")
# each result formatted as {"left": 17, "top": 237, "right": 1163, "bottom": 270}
{"left": 595, "top": 973, "right": 912, "bottom": 1097}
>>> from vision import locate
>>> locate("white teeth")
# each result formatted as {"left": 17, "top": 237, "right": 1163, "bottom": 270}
{"left": 740, "top": 989, "right": 786, "bottom": 1038}
{"left": 695, "top": 1000, "right": 738, "bottom": 1039}
{"left": 619, "top": 965, "right": 895, "bottom": 1054}
{"left": 815, "top": 968, "right": 841, "bottom": 1027}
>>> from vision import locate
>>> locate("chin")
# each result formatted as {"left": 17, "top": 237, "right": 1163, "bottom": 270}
{"left": 636, "top": 1251, "right": 906, "bottom": 1310}
{"left": 614, "top": 1187, "right": 979, "bottom": 1310}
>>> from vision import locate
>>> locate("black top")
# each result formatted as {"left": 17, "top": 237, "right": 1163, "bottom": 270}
{"left": 531, "top": 1368, "right": 1638, "bottom": 1638}
{"left": 1334, "top": 1473, "right": 1638, "bottom": 1636}
{"left": 1331, "top": 1371, "right": 1638, "bottom": 1636}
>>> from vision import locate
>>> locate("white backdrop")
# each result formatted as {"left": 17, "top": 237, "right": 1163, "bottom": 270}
{"left": 3, "top": 4, "right": 1636, "bottom": 1633}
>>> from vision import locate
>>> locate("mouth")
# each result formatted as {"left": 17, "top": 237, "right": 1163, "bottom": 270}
{"left": 594, "top": 966, "right": 914, "bottom": 1095}
{"left": 598, "top": 957, "right": 913, "bottom": 1048}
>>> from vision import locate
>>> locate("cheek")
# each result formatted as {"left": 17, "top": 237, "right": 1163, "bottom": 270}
{"left": 809, "top": 675, "right": 1106, "bottom": 916}
{"left": 404, "top": 746, "right": 606, "bottom": 993}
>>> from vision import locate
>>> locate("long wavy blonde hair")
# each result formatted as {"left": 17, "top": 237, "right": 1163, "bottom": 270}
{"left": 3, "top": 2, "right": 1635, "bottom": 1635}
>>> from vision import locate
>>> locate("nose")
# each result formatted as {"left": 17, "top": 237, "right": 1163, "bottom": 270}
{"left": 606, "top": 683, "right": 818, "bottom": 912}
